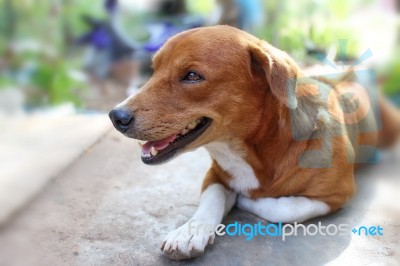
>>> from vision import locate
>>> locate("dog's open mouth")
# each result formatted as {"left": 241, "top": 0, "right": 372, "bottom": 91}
{"left": 140, "top": 117, "right": 212, "bottom": 164}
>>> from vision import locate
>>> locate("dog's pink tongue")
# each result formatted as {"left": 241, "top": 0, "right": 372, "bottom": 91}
{"left": 142, "top": 134, "right": 177, "bottom": 153}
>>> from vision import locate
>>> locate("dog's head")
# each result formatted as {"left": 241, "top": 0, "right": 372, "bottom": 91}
{"left": 109, "top": 25, "right": 300, "bottom": 164}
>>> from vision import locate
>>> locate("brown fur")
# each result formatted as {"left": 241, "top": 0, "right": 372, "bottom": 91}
{"left": 122, "top": 25, "right": 400, "bottom": 215}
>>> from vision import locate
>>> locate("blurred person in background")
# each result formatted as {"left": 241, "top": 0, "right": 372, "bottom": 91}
{"left": 216, "top": 0, "right": 264, "bottom": 33}
{"left": 78, "top": 0, "right": 204, "bottom": 96}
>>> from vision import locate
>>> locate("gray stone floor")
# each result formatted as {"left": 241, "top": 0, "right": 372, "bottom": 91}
{"left": 0, "top": 129, "right": 399, "bottom": 266}
{"left": 0, "top": 114, "right": 110, "bottom": 224}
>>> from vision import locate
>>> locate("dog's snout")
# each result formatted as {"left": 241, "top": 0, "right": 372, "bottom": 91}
{"left": 109, "top": 109, "right": 133, "bottom": 133}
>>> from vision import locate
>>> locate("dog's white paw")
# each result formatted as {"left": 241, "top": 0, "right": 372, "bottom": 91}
{"left": 160, "top": 219, "right": 215, "bottom": 260}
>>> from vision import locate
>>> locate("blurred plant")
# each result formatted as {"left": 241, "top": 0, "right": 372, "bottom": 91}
{"left": 0, "top": 0, "right": 102, "bottom": 107}
{"left": 381, "top": 49, "right": 400, "bottom": 96}
{"left": 0, "top": 42, "right": 87, "bottom": 107}
{"left": 257, "top": 0, "right": 373, "bottom": 60}
{"left": 0, "top": 76, "right": 13, "bottom": 88}
{"left": 30, "top": 58, "right": 87, "bottom": 107}
{"left": 186, "top": 0, "right": 215, "bottom": 15}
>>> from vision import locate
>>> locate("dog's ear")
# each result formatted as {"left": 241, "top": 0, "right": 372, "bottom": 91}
{"left": 249, "top": 42, "right": 298, "bottom": 109}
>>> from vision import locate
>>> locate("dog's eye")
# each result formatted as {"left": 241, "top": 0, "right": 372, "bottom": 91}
{"left": 182, "top": 71, "right": 203, "bottom": 82}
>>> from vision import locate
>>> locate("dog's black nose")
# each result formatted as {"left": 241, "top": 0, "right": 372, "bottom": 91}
{"left": 109, "top": 109, "right": 133, "bottom": 133}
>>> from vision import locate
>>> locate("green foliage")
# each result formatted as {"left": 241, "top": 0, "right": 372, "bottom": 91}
{"left": 32, "top": 58, "right": 86, "bottom": 106}
{"left": 382, "top": 51, "right": 400, "bottom": 96}
{"left": 187, "top": 0, "right": 215, "bottom": 15}
{"left": 257, "top": 0, "right": 370, "bottom": 58}
{"left": 0, "top": 75, "right": 14, "bottom": 88}
{"left": 0, "top": 0, "right": 96, "bottom": 107}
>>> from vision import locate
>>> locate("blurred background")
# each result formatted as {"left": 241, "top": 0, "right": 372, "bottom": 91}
{"left": 0, "top": 0, "right": 398, "bottom": 114}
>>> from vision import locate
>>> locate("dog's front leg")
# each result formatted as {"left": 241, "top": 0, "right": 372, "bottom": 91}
{"left": 161, "top": 182, "right": 236, "bottom": 260}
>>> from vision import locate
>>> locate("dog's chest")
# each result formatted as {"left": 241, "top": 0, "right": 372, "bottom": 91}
{"left": 205, "top": 142, "right": 260, "bottom": 195}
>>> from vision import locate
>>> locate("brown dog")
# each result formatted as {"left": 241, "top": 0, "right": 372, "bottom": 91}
{"left": 109, "top": 25, "right": 400, "bottom": 260}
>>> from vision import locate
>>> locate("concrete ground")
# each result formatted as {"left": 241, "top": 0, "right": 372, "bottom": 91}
{"left": 0, "top": 113, "right": 110, "bottom": 224}
{"left": 0, "top": 127, "right": 399, "bottom": 266}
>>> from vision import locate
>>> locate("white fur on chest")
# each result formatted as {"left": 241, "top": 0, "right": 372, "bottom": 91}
{"left": 205, "top": 142, "right": 260, "bottom": 195}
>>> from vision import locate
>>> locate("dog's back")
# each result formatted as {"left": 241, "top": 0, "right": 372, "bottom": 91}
{"left": 316, "top": 73, "right": 400, "bottom": 152}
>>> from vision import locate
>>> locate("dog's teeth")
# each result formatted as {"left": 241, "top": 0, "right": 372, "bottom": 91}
{"left": 196, "top": 118, "right": 201, "bottom": 124}
{"left": 187, "top": 121, "right": 197, "bottom": 130}
{"left": 150, "top": 146, "right": 158, "bottom": 156}
{"left": 142, "top": 153, "right": 151, "bottom": 158}
{"left": 181, "top": 128, "right": 189, "bottom": 135}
